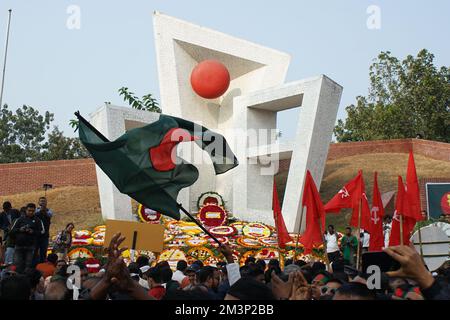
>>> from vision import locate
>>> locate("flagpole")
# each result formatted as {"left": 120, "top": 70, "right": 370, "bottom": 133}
{"left": 0, "top": 9, "right": 12, "bottom": 109}
{"left": 178, "top": 204, "right": 222, "bottom": 246}
{"left": 318, "top": 217, "right": 331, "bottom": 272}
{"left": 418, "top": 224, "right": 424, "bottom": 257}
{"left": 293, "top": 206, "right": 304, "bottom": 261}
{"left": 399, "top": 215, "right": 404, "bottom": 246}
{"left": 356, "top": 198, "right": 362, "bottom": 270}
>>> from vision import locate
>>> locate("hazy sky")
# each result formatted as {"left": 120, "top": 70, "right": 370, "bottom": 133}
{"left": 0, "top": 0, "right": 449, "bottom": 139}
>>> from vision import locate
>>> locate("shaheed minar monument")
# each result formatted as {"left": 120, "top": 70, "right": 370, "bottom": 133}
{"left": 89, "top": 12, "right": 343, "bottom": 234}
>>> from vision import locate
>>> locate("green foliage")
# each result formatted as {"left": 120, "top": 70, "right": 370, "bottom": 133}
{"left": 0, "top": 104, "right": 88, "bottom": 163}
{"left": 0, "top": 104, "right": 53, "bottom": 162}
{"left": 118, "top": 87, "right": 161, "bottom": 113}
{"left": 41, "top": 126, "right": 90, "bottom": 161}
{"left": 335, "top": 49, "right": 450, "bottom": 143}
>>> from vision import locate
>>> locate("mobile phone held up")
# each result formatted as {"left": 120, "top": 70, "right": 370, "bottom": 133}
{"left": 362, "top": 251, "right": 401, "bottom": 273}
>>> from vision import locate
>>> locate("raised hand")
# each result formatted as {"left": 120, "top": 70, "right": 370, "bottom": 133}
{"left": 290, "top": 271, "right": 312, "bottom": 300}
{"left": 271, "top": 271, "right": 294, "bottom": 300}
{"left": 384, "top": 244, "right": 434, "bottom": 289}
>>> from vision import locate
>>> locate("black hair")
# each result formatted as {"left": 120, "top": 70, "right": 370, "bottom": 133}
{"left": 227, "top": 278, "right": 275, "bottom": 300}
{"left": 328, "top": 224, "right": 334, "bottom": 229}
{"left": 311, "top": 262, "right": 326, "bottom": 277}
{"left": 47, "top": 253, "right": 58, "bottom": 264}
{"left": 247, "top": 263, "right": 264, "bottom": 279}
{"left": 239, "top": 265, "right": 251, "bottom": 278}
{"left": 147, "top": 267, "right": 162, "bottom": 284}
{"left": 285, "top": 258, "right": 293, "bottom": 266}
{"left": 197, "top": 266, "right": 216, "bottom": 284}
{"left": 294, "top": 259, "right": 307, "bottom": 268}
{"left": 300, "top": 268, "right": 313, "bottom": 284}
{"left": 0, "top": 274, "right": 31, "bottom": 300}
{"left": 264, "top": 265, "right": 281, "bottom": 283}
{"left": 2, "top": 201, "right": 12, "bottom": 211}
{"left": 335, "top": 282, "right": 376, "bottom": 300}
{"left": 176, "top": 260, "right": 188, "bottom": 272}
{"left": 245, "top": 256, "right": 256, "bottom": 266}
{"left": 159, "top": 266, "right": 173, "bottom": 283}
{"left": 127, "top": 262, "right": 141, "bottom": 278}
{"left": 65, "top": 223, "right": 74, "bottom": 230}
{"left": 256, "top": 259, "right": 266, "bottom": 271}
{"left": 192, "top": 260, "right": 204, "bottom": 268}
{"left": 136, "top": 255, "right": 150, "bottom": 268}
{"left": 345, "top": 226, "right": 352, "bottom": 231}
{"left": 26, "top": 203, "right": 36, "bottom": 210}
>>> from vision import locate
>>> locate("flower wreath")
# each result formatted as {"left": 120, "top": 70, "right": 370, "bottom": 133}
{"left": 196, "top": 191, "right": 225, "bottom": 210}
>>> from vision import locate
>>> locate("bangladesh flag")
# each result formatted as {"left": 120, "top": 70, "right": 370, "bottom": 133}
{"left": 76, "top": 112, "right": 238, "bottom": 220}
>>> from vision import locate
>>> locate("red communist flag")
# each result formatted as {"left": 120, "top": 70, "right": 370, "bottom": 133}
{"left": 389, "top": 176, "right": 414, "bottom": 246}
{"left": 369, "top": 172, "right": 385, "bottom": 251}
{"left": 324, "top": 171, "right": 371, "bottom": 231}
{"left": 405, "top": 151, "right": 423, "bottom": 221}
{"left": 298, "top": 170, "right": 326, "bottom": 254}
{"left": 273, "top": 179, "right": 292, "bottom": 248}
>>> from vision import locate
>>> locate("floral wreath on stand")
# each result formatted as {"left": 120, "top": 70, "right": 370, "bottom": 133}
{"left": 196, "top": 191, "right": 226, "bottom": 211}
{"left": 136, "top": 204, "right": 162, "bottom": 224}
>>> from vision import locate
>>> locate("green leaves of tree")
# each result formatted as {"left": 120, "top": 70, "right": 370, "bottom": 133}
{"left": 118, "top": 87, "right": 161, "bottom": 113}
{"left": 0, "top": 104, "right": 88, "bottom": 163}
{"left": 335, "top": 49, "right": 450, "bottom": 143}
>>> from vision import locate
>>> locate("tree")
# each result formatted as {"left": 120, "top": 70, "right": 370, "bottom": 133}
{"left": 335, "top": 49, "right": 450, "bottom": 143}
{"left": 41, "top": 126, "right": 90, "bottom": 161}
{"left": 0, "top": 104, "right": 53, "bottom": 163}
{"left": 69, "top": 89, "right": 161, "bottom": 131}
{"left": 118, "top": 87, "right": 161, "bottom": 113}
{"left": 0, "top": 104, "right": 89, "bottom": 163}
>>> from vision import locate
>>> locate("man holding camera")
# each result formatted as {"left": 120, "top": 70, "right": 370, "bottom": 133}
{"left": 9, "top": 203, "right": 44, "bottom": 273}
{"left": 35, "top": 197, "right": 53, "bottom": 264}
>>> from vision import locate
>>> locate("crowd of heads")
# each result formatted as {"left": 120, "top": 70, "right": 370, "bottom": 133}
{"left": 1, "top": 200, "right": 449, "bottom": 300}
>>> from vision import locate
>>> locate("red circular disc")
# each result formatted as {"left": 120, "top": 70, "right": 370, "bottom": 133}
{"left": 190, "top": 60, "right": 230, "bottom": 99}
{"left": 441, "top": 192, "right": 450, "bottom": 215}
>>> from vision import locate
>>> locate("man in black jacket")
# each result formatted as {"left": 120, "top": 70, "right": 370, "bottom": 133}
{"left": 0, "top": 201, "right": 20, "bottom": 238}
{"left": 10, "top": 203, "right": 44, "bottom": 273}
{"left": 34, "top": 197, "right": 53, "bottom": 264}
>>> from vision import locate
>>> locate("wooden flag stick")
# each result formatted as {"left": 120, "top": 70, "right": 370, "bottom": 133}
{"left": 294, "top": 206, "right": 304, "bottom": 261}
{"left": 178, "top": 204, "right": 222, "bottom": 246}
{"left": 356, "top": 198, "right": 362, "bottom": 270}
{"left": 400, "top": 215, "right": 404, "bottom": 246}
{"left": 418, "top": 225, "right": 424, "bottom": 258}
{"left": 130, "top": 231, "right": 138, "bottom": 262}
{"left": 318, "top": 217, "right": 331, "bottom": 272}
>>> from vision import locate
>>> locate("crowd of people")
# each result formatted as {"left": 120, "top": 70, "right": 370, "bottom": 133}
{"left": 0, "top": 200, "right": 449, "bottom": 300}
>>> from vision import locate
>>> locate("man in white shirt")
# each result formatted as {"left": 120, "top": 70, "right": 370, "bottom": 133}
{"left": 172, "top": 260, "right": 188, "bottom": 284}
{"left": 361, "top": 229, "right": 370, "bottom": 254}
{"left": 383, "top": 215, "right": 392, "bottom": 248}
{"left": 324, "top": 225, "right": 341, "bottom": 263}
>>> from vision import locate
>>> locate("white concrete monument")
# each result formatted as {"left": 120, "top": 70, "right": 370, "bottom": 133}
{"left": 92, "top": 12, "right": 343, "bottom": 233}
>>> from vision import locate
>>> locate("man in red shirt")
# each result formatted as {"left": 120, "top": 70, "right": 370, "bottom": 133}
{"left": 35, "top": 253, "right": 58, "bottom": 279}
{"left": 146, "top": 267, "right": 166, "bottom": 300}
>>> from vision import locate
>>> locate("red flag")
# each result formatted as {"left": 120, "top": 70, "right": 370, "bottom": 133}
{"left": 324, "top": 171, "right": 371, "bottom": 231}
{"left": 369, "top": 172, "right": 385, "bottom": 251}
{"left": 405, "top": 151, "right": 423, "bottom": 221}
{"left": 298, "top": 170, "right": 326, "bottom": 254}
{"left": 273, "top": 179, "right": 292, "bottom": 248}
{"left": 389, "top": 176, "right": 413, "bottom": 246}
